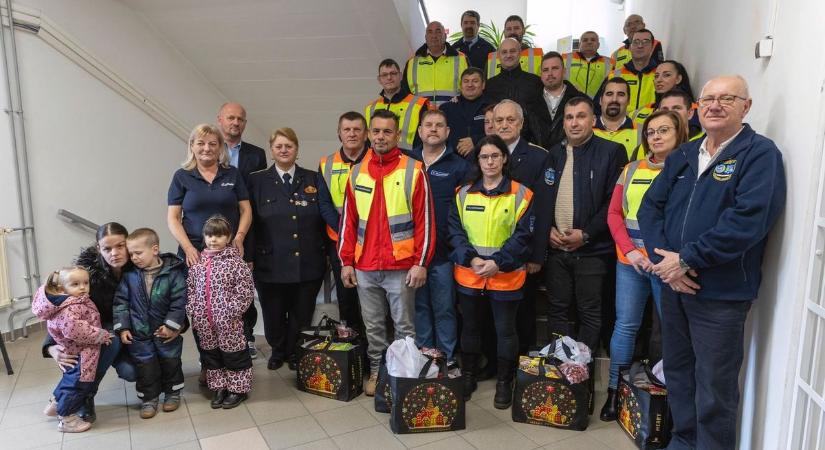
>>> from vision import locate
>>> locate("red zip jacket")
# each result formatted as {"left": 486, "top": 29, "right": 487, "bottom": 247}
{"left": 338, "top": 147, "right": 435, "bottom": 271}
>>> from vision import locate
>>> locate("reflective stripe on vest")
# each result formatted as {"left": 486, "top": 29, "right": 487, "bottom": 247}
{"left": 616, "top": 159, "right": 661, "bottom": 263}
{"left": 408, "top": 53, "right": 467, "bottom": 106}
{"left": 453, "top": 181, "right": 531, "bottom": 292}
{"left": 486, "top": 48, "right": 543, "bottom": 78}
{"left": 320, "top": 152, "right": 353, "bottom": 241}
{"left": 348, "top": 152, "right": 418, "bottom": 262}
{"left": 612, "top": 66, "right": 657, "bottom": 115}
{"left": 593, "top": 123, "right": 644, "bottom": 161}
{"left": 632, "top": 103, "right": 656, "bottom": 127}
{"left": 564, "top": 53, "right": 610, "bottom": 98}
{"left": 364, "top": 95, "right": 428, "bottom": 150}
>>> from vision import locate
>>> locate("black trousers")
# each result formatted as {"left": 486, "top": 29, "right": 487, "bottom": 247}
{"left": 459, "top": 292, "right": 520, "bottom": 363}
{"left": 256, "top": 279, "right": 323, "bottom": 362}
{"left": 516, "top": 271, "right": 541, "bottom": 354}
{"left": 327, "top": 244, "right": 365, "bottom": 337}
{"left": 242, "top": 298, "right": 258, "bottom": 343}
{"left": 545, "top": 252, "right": 608, "bottom": 353}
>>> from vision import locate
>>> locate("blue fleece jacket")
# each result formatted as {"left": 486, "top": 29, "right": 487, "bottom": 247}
{"left": 638, "top": 124, "right": 786, "bottom": 301}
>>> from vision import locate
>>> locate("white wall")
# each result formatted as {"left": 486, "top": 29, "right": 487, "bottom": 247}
{"left": 626, "top": 0, "right": 825, "bottom": 448}
{"left": 526, "top": 0, "right": 626, "bottom": 52}
{"left": 0, "top": 0, "right": 260, "bottom": 332}
{"left": 423, "top": 0, "right": 527, "bottom": 42}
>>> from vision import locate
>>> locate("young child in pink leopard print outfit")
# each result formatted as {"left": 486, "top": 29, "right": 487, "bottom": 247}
{"left": 186, "top": 215, "right": 255, "bottom": 409}
{"left": 32, "top": 267, "right": 112, "bottom": 433}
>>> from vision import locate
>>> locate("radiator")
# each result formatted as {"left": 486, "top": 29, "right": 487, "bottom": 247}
{"left": 0, "top": 229, "right": 11, "bottom": 308}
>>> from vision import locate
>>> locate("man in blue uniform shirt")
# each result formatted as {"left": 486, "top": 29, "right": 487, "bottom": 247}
{"left": 639, "top": 75, "right": 786, "bottom": 450}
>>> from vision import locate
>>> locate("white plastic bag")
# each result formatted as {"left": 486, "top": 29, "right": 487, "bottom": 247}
{"left": 385, "top": 337, "right": 439, "bottom": 378}
{"left": 537, "top": 336, "right": 593, "bottom": 365}
{"left": 651, "top": 359, "right": 666, "bottom": 385}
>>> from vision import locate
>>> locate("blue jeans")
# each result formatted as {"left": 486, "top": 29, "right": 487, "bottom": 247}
{"left": 608, "top": 262, "right": 662, "bottom": 388}
{"left": 661, "top": 290, "right": 751, "bottom": 450}
{"left": 414, "top": 261, "right": 457, "bottom": 359}
{"left": 53, "top": 361, "right": 94, "bottom": 417}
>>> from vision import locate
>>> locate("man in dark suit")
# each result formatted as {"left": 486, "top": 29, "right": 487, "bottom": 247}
{"left": 217, "top": 102, "right": 267, "bottom": 359}
{"left": 452, "top": 10, "right": 496, "bottom": 70}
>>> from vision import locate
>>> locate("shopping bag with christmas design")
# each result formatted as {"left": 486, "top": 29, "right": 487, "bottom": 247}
{"left": 296, "top": 336, "right": 364, "bottom": 402}
{"left": 511, "top": 355, "right": 590, "bottom": 430}
{"left": 374, "top": 356, "right": 392, "bottom": 413}
{"left": 388, "top": 358, "right": 465, "bottom": 433}
{"left": 617, "top": 362, "right": 671, "bottom": 449}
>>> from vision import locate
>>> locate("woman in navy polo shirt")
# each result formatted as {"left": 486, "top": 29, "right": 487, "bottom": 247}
{"left": 167, "top": 124, "right": 252, "bottom": 265}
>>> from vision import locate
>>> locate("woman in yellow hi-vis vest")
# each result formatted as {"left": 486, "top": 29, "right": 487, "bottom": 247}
{"left": 448, "top": 135, "right": 534, "bottom": 410}
{"left": 599, "top": 110, "right": 688, "bottom": 421}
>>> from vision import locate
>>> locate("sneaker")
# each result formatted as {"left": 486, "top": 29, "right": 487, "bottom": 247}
{"left": 57, "top": 414, "right": 92, "bottom": 433}
{"left": 248, "top": 341, "right": 258, "bottom": 359}
{"left": 43, "top": 396, "right": 58, "bottom": 417}
{"left": 364, "top": 373, "right": 379, "bottom": 397}
{"left": 140, "top": 398, "right": 159, "bottom": 419}
{"left": 162, "top": 391, "right": 181, "bottom": 412}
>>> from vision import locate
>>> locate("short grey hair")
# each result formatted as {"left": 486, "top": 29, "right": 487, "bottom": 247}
{"left": 493, "top": 99, "right": 524, "bottom": 121}
{"left": 700, "top": 75, "right": 751, "bottom": 99}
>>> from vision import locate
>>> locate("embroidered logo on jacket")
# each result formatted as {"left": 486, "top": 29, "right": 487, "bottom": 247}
{"left": 712, "top": 159, "right": 737, "bottom": 181}
{"left": 544, "top": 168, "right": 556, "bottom": 186}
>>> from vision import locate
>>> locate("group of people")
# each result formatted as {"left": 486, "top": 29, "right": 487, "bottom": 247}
{"left": 33, "top": 10, "right": 786, "bottom": 450}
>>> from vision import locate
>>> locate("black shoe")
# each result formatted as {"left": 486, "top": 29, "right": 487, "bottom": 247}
{"left": 599, "top": 388, "right": 618, "bottom": 421}
{"left": 268, "top": 358, "right": 284, "bottom": 370}
{"left": 211, "top": 389, "right": 227, "bottom": 409}
{"left": 222, "top": 392, "right": 248, "bottom": 409}
{"left": 78, "top": 396, "right": 96, "bottom": 423}
{"left": 493, "top": 380, "right": 513, "bottom": 409}
{"left": 461, "top": 354, "right": 478, "bottom": 401}
{"left": 287, "top": 359, "right": 297, "bottom": 371}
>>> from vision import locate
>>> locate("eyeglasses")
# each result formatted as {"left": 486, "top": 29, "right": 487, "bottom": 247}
{"left": 478, "top": 153, "right": 503, "bottom": 161}
{"left": 697, "top": 95, "right": 748, "bottom": 107}
{"left": 631, "top": 39, "right": 652, "bottom": 46}
{"left": 645, "top": 126, "right": 674, "bottom": 138}
{"left": 378, "top": 71, "right": 400, "bottom": 78}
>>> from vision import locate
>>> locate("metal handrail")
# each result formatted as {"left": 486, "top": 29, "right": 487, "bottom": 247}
{"left": 57, "top": 209, "right": 99, "bottom": 232}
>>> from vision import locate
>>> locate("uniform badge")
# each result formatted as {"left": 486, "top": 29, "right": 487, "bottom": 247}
{"left": 712, "top": 159, "right": 737, "bottom": 181}
{"left": 544, "top": 168, "right": 556, "bottom": 186}
{"left": 304, "top": 186, "right": 317, "bottom": 194}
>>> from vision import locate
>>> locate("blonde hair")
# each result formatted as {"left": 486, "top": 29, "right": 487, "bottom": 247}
{"left": 127, "top": 228, "right": 160, "bottom": 247}
{"left": 45, "top": 266, "right": 88, "bottom": 295}
{"left": 182, "top": 124, "right": 228, "bottom": 170}
{"left": 269, "top": 127, "right": 299, "bottom": 148}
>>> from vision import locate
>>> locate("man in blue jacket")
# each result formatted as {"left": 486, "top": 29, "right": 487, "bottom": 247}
{"left": 639, "top": 75, "right": 786, "bottom": 450}
{"left": 407, "top": 109, "right": 468, "bottom": 363}
{"left": 440, "top": 67, "right": 491, "bottom": 158}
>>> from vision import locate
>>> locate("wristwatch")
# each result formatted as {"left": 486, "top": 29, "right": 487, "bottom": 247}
{"left": 581, "top": 232, "right": 590, "bottom": 245}
{"left": 679, "top": 258, "right": 691, "bottom": 272}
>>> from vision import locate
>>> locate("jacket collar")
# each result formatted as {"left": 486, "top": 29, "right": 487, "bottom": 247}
{"left": 368, "top": 147, "right": 403, "bottom": 165}
{"left": 409, "top": 145, "right": 456, "bottom": 165}
{"left": 680, "top": 124, "right": 755, "bottom": 175}
{"left": 467, "top": 176, "right": 513, "bottom": 194}
{"left": 378, "top": 85, "right": 411, "bottom": 104}
{"left": 338, "top": 144, "right": 368, "bottom": 164}
{"left": 414, "top": 41, "right": 460, "bottom": 57}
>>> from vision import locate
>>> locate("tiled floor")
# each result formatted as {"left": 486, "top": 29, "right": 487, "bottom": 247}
{"left": 0, "top": 326, "right": 638, "bottom": 449}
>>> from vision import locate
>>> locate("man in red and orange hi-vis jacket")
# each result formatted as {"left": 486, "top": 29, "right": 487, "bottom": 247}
{"left": 338, "top": 109, "right": 436, "bottom": 396}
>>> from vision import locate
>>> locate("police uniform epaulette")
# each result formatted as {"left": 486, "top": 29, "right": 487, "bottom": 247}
{"left": 528, "top": 143, "right": 548, "bottom": 153}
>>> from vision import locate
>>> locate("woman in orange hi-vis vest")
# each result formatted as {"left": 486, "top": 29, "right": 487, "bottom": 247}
{"left": 448, "top": 135, "right": 534, "bottom": 411}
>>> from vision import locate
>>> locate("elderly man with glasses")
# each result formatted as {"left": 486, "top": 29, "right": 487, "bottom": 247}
{"left": 639, "top": 75, "right": 786, "bottom": 450}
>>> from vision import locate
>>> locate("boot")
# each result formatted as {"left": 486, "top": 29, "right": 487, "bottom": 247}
{"left": 79, "top": 396, "right": 96, "bottom": 423}
{"left": 461, "top": 353, "right": 478, "bottom": 401}
{"left": 493, "top": 358, "right": 515, "bottom": 410}
{"left": 599, "top": 388, "right": 618, "bottom": 421}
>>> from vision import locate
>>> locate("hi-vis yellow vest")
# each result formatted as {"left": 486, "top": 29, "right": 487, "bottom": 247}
{"left": 612, "top": 65, "right": 656, "bottom": 116}
{"left": 364, "top": 94, "right": 428, "bottom": 151}
{"left": 486, "top": 47, "right": 543, "bottom": 79}
{"left": 610, "top": 39, "right": 663, "bottom": 70}
{"left": 616, "top": 158, "right": 661, "bottom": 264}
{"left": 348, "top": 151, "right": 420, "bottom": 262}
{"left": 454, "top": 180, "right": 532, "bottom": 292}
{"left": 407, "top": 53, "right": 468, "bottom": 106}
{"left": 594, "top": 118, "right": 645, "bottom": 161}
{"left": 319, "top": 151, "right": 354, "bottom": 241}
{"left": 563, "top": 52, "right": 610, "bottom": 98}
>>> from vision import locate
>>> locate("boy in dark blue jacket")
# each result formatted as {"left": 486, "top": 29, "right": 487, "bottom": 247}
{"left": 113, "top": 228, "right": 187, "bottom": 419}
{"left": 639, "top": 76, "right": 786, "bottom": 450}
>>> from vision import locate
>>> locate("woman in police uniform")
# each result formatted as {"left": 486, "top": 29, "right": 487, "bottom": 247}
{"left": 448, "top": 135, "right": 534, "bottom": 410}
{"left": 247, "top": 127, "right": 326, "bottom": 371}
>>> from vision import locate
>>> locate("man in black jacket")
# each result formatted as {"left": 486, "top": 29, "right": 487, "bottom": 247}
{"left": 452, "top": 10, "right": 495, "bottom": 70}
{"left": 484, "top": 38, "right": 544, "bottom": 143}
{"left": 531, "top": 52, "right": 586, "bottom": 149}
{"left": 492, "top": 99, "right": 548, "bottom": 189}
{"left": 440, "top": 67, "right": 491, "bottom": 158}
{"left": 216, "top": 102, "right": 267, "bottom": 359}
{"left": 531, "top": 97, "right": 627, "bottom": 353}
